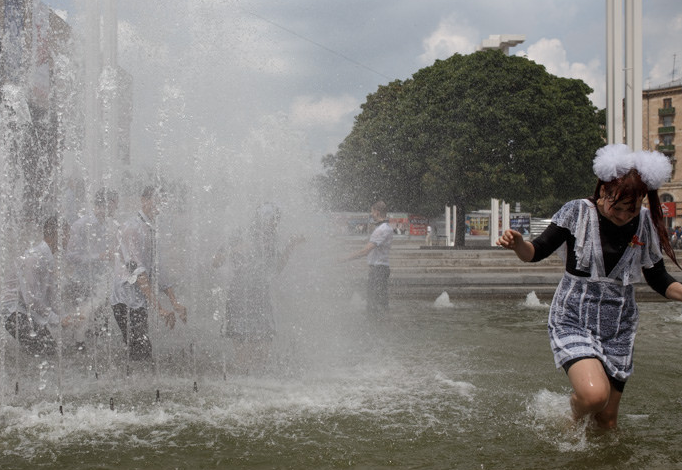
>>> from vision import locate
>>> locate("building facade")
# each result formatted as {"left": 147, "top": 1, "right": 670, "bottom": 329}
{"left": 1, "top": 0, "right": 132, "bottom": 223}
{"left": 643, "top": 79, "right": 682, "bottom": 228}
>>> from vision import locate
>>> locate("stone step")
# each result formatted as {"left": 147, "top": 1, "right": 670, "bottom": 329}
{"left": 388, "top": 265, "right": 563, "bottom": 274}
{"left": 389, "top": 272, "right": 563, "bottom": 285}
{"left": 389, "top": 258, "right": 563, "bottom": 268}
{"left": 390, "top": 284, "right": 667, "bottom": 302}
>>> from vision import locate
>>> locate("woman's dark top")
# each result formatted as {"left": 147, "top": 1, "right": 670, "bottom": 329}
{"left": 530, "top": 211, "right": 675, "bottom": 297}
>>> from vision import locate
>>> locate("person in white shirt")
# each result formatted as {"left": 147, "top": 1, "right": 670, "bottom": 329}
{"left": 341, "top": 201, "right": 393, "bottom": 319}
{"left": 110, "top": 186, "right": 187, "bottom": 361}
{"left": 65, "top": 187, "right": 119, "bottom": 348}
{"left": 2, "top": 216, "right": 72, "bottom": 356}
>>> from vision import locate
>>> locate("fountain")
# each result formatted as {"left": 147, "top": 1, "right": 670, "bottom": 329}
{"left": 433, "top": 291, "right": 454, "bottom": 309}
{"left": 2, "top": 2, "right": 682, "bottom": 469}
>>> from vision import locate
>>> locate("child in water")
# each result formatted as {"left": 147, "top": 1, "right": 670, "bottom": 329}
{"left": 497, "top": 144, "right": 682, "bottom": 429}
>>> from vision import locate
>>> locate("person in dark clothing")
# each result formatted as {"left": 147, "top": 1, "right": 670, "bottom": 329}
{"left": 110, "top": 186, "right": 187, "bottom": 361}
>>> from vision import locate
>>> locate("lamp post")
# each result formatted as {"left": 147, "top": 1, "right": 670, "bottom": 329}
{"left": 606, "top": 0, "right": 642, "bottom": 150}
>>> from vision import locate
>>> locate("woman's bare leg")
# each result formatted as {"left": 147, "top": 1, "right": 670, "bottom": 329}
{"left": 566, "top": 358, "right": 621, "bottom": 429}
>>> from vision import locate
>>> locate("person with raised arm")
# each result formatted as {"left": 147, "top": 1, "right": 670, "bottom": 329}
{"left": 498, "top": 144, "right": 682, "bottom": 430}
{"left": 340, "top": 200, "right": 394, "bottom": 320}
{"left": 213, "top": 202, "right": 304, "bottom": 375}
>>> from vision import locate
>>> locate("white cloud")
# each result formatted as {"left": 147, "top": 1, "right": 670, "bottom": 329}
{"left": 184, "top": 2, "right": 297, "bottom": 77}
{"left": 418, "top": 16, "right": 478, "bottom": 64}
{"left": 644, "top": 13, "right": 682, "bottom": 87}
{"left": 518, "top": 38, "right": 605, "bottom": 108}
{"left": 289, "top": 94, "right": 360, "bottom": 128}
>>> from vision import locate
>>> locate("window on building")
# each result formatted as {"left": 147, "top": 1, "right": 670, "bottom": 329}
{"left": 663, "top": 98, "right": 673, "bottom": 109}
{"left": 664, "top": 116, "right": 674, "bottom": 126}
{"left": 664, "top": 135, "right": 674, "bottom": 145}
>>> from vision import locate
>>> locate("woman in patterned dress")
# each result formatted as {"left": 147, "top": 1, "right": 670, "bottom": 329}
{"left": 497, "top": 144, "right": 682, "bottom": 429}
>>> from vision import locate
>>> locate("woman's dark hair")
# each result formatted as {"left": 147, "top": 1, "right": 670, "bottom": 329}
{"left": 592, "top": 169, "right": 679, "bottom": 269}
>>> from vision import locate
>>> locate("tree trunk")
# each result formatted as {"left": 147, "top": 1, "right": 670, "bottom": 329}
{"left": 454, "top": 202, "right": 466, "bottom": 247}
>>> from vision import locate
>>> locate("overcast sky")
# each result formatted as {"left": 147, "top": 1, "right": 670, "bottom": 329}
{"left": 45, "top": 0, "right": 682, "bottom": 170}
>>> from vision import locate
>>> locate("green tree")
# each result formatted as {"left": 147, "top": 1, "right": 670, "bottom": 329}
{"left": 318, "top": 50, "right": 604, "bottom": 245}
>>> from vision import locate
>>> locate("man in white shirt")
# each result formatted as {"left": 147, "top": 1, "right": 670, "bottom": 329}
{"left": 110, "top": 186, "right": 187, "bottom": 361}
{"left": 65, "top": 187, "right": 119, "bottom": 347}
{"left": 2, "top": 216, "right": 71, "bottom": 356}
{"left": 341, "top": 201, "right": 393, "bottom": 319}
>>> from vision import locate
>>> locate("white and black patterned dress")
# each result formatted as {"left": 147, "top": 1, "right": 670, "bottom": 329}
{"left": 533, "top": 199, "right": 671, "bottom": 383}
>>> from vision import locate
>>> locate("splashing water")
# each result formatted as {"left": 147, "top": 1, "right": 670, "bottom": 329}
{"left": 433, "top": 291, "right": 454, "bottom": 309}
{"left": 526, "top": 389, "right": 595, "bottom": 453}
{"left": 522, "top": 291, "right": 550, "bottom": 309}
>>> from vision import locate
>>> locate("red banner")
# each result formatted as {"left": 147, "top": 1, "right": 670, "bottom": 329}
{"left": 408, "top": 214, "right": 428, "bottom": 236}
{"left": 661, "top": 202, "right": 676, "bottom": 218}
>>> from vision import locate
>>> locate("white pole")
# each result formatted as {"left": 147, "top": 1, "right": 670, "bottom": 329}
{"left": 606, "top": 0, "right": 624, "bottom": 145}
{"left": 102, "top": 0, "right": 120, "bottom": 173}
{"left": 502, "top": 201, "right": 510, "bottom": 233}
{"left": 451, "top": 205, "right": 457, "bottom": 247}
{"left": 625, "top": 0, "right": 642, "bottom": 151}
{"left": 84, "top": 0, "right": 101, "bottom": 182}
{"left": 445, "top": 205, "right": 451, "bottom": 247}
{"left": 490, "top": 198, "right": 499, "bottom": 246}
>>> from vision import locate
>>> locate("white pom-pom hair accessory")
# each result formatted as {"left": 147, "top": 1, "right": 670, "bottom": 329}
{"left": 634, "top": 150, "right": 673, "bottom": 190}
{"left": 593, "top": 144, "right": 671, "bottom": 190}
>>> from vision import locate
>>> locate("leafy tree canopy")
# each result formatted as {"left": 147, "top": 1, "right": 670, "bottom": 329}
{"left": 317, "top": 50, "right": 604, "bottom": 240}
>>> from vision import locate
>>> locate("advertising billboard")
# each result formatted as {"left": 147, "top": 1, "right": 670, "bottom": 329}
{"left": 466, "top": 213, "right": 490, "bottom": 236}
{"left": 510, "top": 213, "right": 531, "bottom": 236}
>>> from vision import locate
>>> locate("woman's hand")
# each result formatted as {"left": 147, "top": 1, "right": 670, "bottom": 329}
{"left": 496, "top": 229, "right": 523, "bottom": 250}
{"left": 173, "top": 302, "right": 188, "bottom": 323}
{"left": 496, "top": 229, "right": 535, "bottom": 262}
{"left": 159, "top": 307, "right": 176, "bottom": 329}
